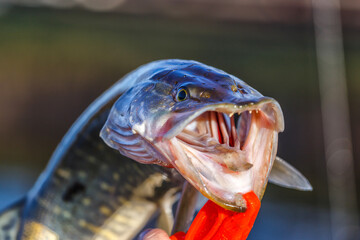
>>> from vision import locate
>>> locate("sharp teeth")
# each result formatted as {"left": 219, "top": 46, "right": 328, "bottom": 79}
{"left": 217, "top": 113, "right": 229, "bottom": 145}
{"left": 223, "top": 113, "right": 231, "bottom": 135}
{"left": 180, "top": 110, "right": 254, "bottom": 151}
{"left": 238, "top": 111, "right": 251, "bottom": 150}
{"left": 230, "top": 114, "right": 239, "bottom": 148}
{"left": 205, "top": 112, "right": 211, "bottom": 135}
{"left": 210, "top": 112, "right": 219, "bottom": 142}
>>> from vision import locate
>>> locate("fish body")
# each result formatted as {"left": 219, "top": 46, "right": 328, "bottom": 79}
{"left": 0, "top": 59, "right": 311, "bottom": 239}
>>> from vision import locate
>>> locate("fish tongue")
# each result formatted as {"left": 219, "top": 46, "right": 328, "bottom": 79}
{"left": 225, "top": 158, "right": 253, "bottom": 172}
{"left": 215, "top": 145, "right": 252, "bottom": 172}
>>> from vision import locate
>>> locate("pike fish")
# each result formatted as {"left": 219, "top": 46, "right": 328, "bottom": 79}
{"left": 0, "top": 59, "right": 311, "bottom": 240}
{"left": 100, "top": 59, "right": 312, "bottom": 210}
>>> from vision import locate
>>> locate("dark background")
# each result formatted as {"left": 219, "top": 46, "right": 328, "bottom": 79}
{"left": 0, "top": 2, "right": 359, "bottom": 239}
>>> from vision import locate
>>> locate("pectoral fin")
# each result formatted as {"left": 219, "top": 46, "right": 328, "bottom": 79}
{"left": 269, "top": 156, "right": 313, "bottom": 191}
{"left": 172, "top": 182, "right": 199, "bottom": 234}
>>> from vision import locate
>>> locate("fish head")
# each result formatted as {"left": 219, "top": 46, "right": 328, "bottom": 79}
{"left": 101, "top": 60, "right": 284, "bottom": 211}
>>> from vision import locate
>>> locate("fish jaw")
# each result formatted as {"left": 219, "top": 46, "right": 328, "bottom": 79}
{"left": 154, "top": 99, "right": 283, "bottom": 211}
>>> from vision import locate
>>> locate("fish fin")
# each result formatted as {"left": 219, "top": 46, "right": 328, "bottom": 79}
{"left": 172, "top": 182, "right": 199, "bottom": 234}
{"left": 269, "top": 156, "right": 313, "bottom": 191}
{"left": 157, "top": 188, "right": 179, "bottom": 235}
{"left": 0, "top": 196, "right": 26, "bottom": 240}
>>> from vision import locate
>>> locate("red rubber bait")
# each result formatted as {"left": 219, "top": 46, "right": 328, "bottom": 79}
{"left": 170, "top": 191, "right": 260, "bottom": 240}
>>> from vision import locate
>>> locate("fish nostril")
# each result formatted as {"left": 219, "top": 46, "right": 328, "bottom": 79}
{"left": 231, "top": 85, "right": 238, "bottom": 93}
{"left": 236, "top": 84, "right": 249, "bottom": 94}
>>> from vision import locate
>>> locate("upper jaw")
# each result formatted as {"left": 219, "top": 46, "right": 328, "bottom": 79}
{"left": 159, "top": 97, "right": 284, "bottom": 141}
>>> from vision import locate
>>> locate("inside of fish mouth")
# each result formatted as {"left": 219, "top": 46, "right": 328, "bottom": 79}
{"left": 176, "top": 109, "right": 260, "bottom": 151}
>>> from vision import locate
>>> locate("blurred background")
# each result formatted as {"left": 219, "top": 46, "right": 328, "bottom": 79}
{"left": 0, "top": 0, "right": 359, "bottom": 239}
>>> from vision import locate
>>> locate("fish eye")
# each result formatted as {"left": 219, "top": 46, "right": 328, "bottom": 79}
{"left": 176, "top": 87, "right": 189, "bottom": 102}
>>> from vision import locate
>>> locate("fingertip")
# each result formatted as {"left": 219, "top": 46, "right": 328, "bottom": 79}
{"left": 138, "top": 228, "right": 152, "bottom": 240}
{"left": 139, "top": 228, "right": 170, "bottom": 240}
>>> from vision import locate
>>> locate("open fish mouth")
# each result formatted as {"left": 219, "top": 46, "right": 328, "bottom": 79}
{"left": 158, "top": 98, "right": 284, "bottom": 211}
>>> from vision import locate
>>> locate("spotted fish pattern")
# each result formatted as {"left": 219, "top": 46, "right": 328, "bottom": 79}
{"left": 0, "top": 62, "right": 184, "bottom": 239}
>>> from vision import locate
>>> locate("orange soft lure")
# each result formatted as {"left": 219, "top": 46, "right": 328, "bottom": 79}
{"left": 170, "top": 191, "right": 261, "bottom": 240}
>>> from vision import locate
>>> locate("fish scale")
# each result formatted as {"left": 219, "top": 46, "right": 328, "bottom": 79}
{"left": 18, "top": 109, "right": 180, "bottom": 240}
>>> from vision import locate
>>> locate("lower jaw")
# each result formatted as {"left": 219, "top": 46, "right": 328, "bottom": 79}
{"left": 157, "top": 122, "right": 278, "bottom": 211}
{"left": 199, "top": 171, "right": 253, "bottom": 211}
{"left": 160, "top": 138, "right": 254, "bottom": 211}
